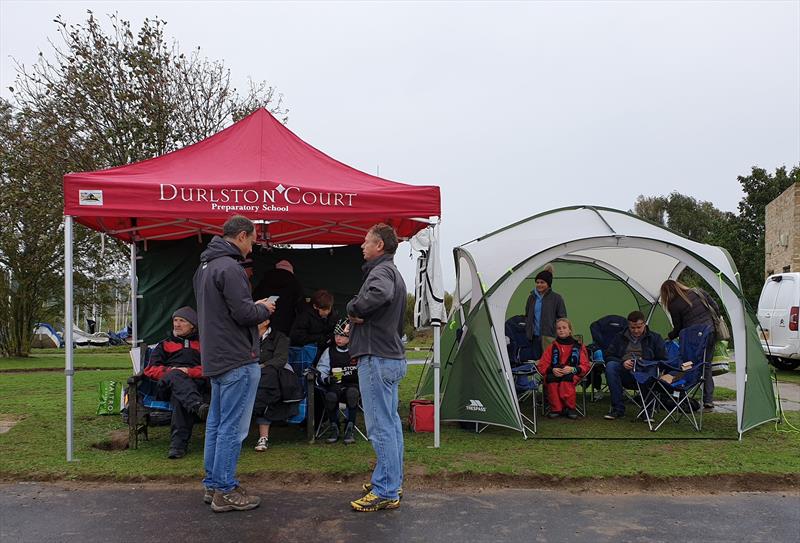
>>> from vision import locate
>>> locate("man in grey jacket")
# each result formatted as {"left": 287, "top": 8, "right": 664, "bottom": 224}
{"left": 347, "top": 223, "right": 407, "bottom": 512}
{"left": 193, "top": 215, "right": 275, "bottom": 513}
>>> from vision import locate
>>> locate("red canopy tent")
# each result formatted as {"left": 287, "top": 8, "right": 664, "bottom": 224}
{"left": 61, "top": 109, "right": 442, "bottom": 460}
{"left": 64, "top": 108, "right": 440, "bottom": 244}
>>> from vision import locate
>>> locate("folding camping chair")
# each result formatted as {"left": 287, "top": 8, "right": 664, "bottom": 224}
{"left": 587, "top": 315, "right": 628, "bottom": 401}
{"left": 314, "top": 397, "right": 369, "bottom": 443}
{"left": 283, "top": 344, "right": 319, "bottom": 442}
{"left": 630, "top": 356, "right": 662, "bottom": 430}
{"left": 125, "top": 345, "right": 173, "bottom": 448}
{"left": 505, "top": 315, "right": 541, "bottom": 433}
{"left": 649, "top": 324, "right": 713, "bottom": 432}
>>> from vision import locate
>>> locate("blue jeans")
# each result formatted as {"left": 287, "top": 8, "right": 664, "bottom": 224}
{"left": 202, "top": 362, "right": 260, "bottom": 492}
{"left": 605, "top": 360, "right": 636, "bottom": 414}
{"left": 358, "top": 356, "right": 407, "bottom": 500}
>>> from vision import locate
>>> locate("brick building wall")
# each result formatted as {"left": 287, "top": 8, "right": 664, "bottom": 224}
{"left": 765, "top": 182, "right": 800, "bottom": 276}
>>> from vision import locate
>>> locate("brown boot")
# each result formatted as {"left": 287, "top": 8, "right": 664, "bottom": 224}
{"left": 211, "top": 486, "right": 261, "bottom": 513}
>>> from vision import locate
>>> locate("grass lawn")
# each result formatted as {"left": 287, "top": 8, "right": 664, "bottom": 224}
{"left": 774, "top": 367, "right": 800, "bottom": 386}
{"left": 0, "top": 350, "right": 798, "bottom": 483}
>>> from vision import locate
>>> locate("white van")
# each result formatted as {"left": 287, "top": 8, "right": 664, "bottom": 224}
{"left": 758, "top": 272, "right": 800, "bottom": 370}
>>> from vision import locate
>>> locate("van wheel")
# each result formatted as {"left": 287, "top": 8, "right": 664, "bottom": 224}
{"left": 769, "top": 357, "right": 800, "bottom": 371}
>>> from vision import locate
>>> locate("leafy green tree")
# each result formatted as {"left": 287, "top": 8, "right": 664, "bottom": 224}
{"left": 0, "top": 12, "right": 285, "bottom": 356}
{"left": 735, "top": 166, "right": 799, "bottom": 305}
{"left": 634, "top": 165, "right": 799, "bottom": 308}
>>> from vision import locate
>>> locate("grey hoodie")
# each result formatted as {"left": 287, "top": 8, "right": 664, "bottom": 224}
{"left": 347, "top": 253, "right": 406, "bottom": 360}
{"left": 193, "top": 236, "right": 270, "bottom": 377}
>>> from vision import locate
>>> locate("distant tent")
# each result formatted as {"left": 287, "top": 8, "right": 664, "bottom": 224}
{"left": 32, "top": 323, "right": 63, "bottom": 349}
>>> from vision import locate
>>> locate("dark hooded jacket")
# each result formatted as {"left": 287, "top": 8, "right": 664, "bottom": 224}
{"left": 253, "top": 328, "right": 302, "bottom": 421}
{"left": 347, "top": 253, "right": 406, "bottom": 359}
{"left": 252, "top": 268, "right": 304, "bottom": 335}
{"left": 289, "top": 301, "right": 336, "bottom": 350}
{"left": 605, "top": 327, "right": 667, "bottom": 364}
{"left": 665, "top": 288, "right": 718, "bottom": 341}
{"left": 193, "top": 236, "right": 270, "bottom": 377}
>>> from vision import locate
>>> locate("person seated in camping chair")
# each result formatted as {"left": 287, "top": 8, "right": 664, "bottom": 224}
{"left": 143, "top": 306, "right": 209, "bottom": 459}
{"left": 289, "top": 289, "right": 336, "bottom": 360}
{"left": 316, "top": 319, "right": 359, "bottom": 444}
{"left": 252, "top": 318, "right": 295, "bottom": 452}
{"left": 603, "top": 311, "right": 668, "bottom": 420}
{"left": 536, "top": 318, "right": 590, "bottom": 419}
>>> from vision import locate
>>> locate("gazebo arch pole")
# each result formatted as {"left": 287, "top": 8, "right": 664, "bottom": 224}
{"left": 64, "top": 216, "right": 75, "bottom": 462}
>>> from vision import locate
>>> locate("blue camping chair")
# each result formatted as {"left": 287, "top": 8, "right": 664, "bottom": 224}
{"left": 650, "top": 324, "right": 713, "bottom": 432}
{"left": 505, "top": 316, "right": 541, "bottom": 433}
{"left": 286, "top": 344, "right": 318, "bottom": 426}
{"left": 587, "top": 315, "right": 628, "bottom": 400}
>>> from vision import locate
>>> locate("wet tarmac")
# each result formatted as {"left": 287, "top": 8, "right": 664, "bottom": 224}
{"left": 1, "top": 482, "right": 798, "bottom": 542}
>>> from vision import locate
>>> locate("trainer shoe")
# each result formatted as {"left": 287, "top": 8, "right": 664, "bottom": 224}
{"left": 203, "top": 487, "right": 214, "bottom": 504}
{"left": 593, "top": 390, "right": 605, "bottom": 401}
{"left": 211, "top": 487, "right": 261, "bottom": 513}
{"left": 167, "top": 447, "right": 186, "bottom": 459}
{"left": 546, "top": 411, "right": 561, "bottom": 419}
{"left": 362, "top": 482, "right": 403, "bottom": 499}
{"left": 603, "top": 410, "right": 624, "bottom": 420}
{"left": 326, "top": 424, "right": 340, "bottom": 444}
{"left": 350, "top": 491, "right": 400, "bottom": 512}
{"left": 565, "top": 409, "right": 579, "bottom": 420}
{"left": 254, "top": 436, "right": 269, "bottom": 452}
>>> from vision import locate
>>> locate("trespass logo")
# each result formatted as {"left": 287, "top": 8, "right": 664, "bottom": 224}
{"left": 465, "top": 399, "right": 487, "bottom": 412}
{"left": 158, "top": 183, "right": 358, "bottom": 213}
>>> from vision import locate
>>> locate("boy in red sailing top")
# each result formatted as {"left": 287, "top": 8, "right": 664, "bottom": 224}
{"left": 536, "top": 318, "right": 590, "bottom": 419}
{"left": 144, "top": 306, "right": 209, "bottom": 458}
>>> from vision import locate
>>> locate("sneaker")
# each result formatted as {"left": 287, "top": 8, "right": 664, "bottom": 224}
{"left": 254, "top": 436, "right": 269, "bottom": 452}
{"left": 362, "top": 482, "right": 403, "bottom": 499}
{"left": 203, "top": 487, "right": 214, "bottom": 504}
{"left": 326, "top": 424, "right": 340, "bottom": 444}
{"left": 593, "top": 390, "right": 605, "bottom": 401}
{"left": 350, "top": 491, "right": 400, "bottom": 512}
{"left": 604, "top": 410, "right": 624, "bottom": 420}
{"left": 565, "top": 409, "right": 578, "bottom": 420}
{"left": 167, "top": 448, "right": 186, "bottom": 459}
{"left": 195, "top": 403, "right": 210, "bottom": 421}
{"left": 211, "top": 487, "right": 261, "bottom": 513}
{"left": 343, "top": 422, "right": 355, "bottom": 445}
{"left": 703, "top": 402, "right": 715, "bottom": 411}
{"left": 546, "top": 411, "right": 561, "bottom": 419}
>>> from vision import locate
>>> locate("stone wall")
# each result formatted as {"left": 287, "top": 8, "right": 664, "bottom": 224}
{"left": 765, "top": 182, "right": 800, "bottom": 276}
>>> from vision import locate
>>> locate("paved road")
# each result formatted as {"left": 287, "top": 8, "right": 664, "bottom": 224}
{"left": 1, "top": 482, "right": 798, "bottom": 542}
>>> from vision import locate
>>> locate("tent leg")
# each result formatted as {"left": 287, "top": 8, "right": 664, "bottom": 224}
{"left": 65, "top": 216, "right": 75, "bottom": 462}
{"left": 130, "top": 242, "right": 138, "bottom": 346}
{"left": 433, "top": 321, "right": 441, "bottom": 448}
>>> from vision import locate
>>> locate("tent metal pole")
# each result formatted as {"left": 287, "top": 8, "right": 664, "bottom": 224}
{"left": 64, "top": 216, "right": 75, "bottom": 462}
{"left": 433, "top": 321, "right": 441, "bottom": 448}
{"left": 130, "top": 242, "right": 138, "bottom": 346}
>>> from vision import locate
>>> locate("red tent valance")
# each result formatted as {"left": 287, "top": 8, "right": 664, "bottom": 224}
{"left": 63, "top": 109, "right": 440, "bottom": 243}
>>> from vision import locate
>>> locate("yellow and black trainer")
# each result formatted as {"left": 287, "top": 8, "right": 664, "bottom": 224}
{"left": 350, "top": 491, "right": 400, "bottom": 512}
{"left": 361, "top": 483, "right": 403, "bottom": 500}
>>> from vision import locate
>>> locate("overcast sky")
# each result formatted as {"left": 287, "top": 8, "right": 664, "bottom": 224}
{"left": 2, "top": 1, "right": 799, "bottom": 289}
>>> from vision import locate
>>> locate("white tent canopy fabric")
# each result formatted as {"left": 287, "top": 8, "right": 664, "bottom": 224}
{"left": 449, "top": 206, "right": 777, "bottom": 437}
